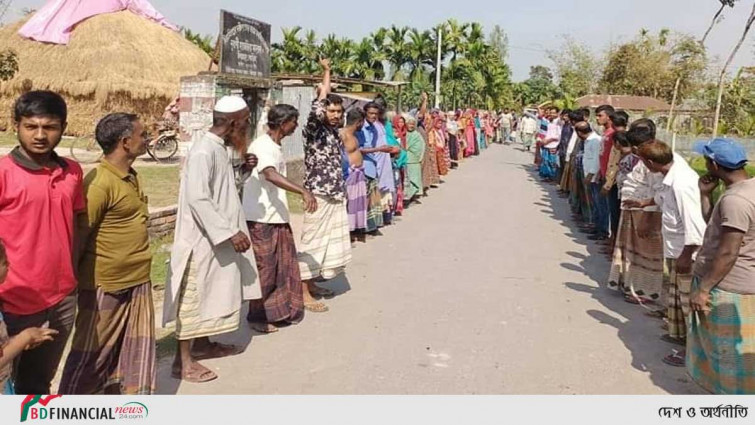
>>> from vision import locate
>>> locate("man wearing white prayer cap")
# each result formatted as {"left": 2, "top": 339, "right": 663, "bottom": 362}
{"left": 163, "top": 95, "right": 261, "bottom": 383}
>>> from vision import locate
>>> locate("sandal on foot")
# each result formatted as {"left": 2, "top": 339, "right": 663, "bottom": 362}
{"left": 172, "top": 367, "right": 218, "bottom": 383}
{"left": 662, "top": 351, "right": 685, "bottom": 367}
{"left": 304, "top": 302, "right": 329, "bottom": 313}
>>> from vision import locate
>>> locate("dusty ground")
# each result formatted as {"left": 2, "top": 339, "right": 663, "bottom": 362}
{"left": 154, "top": 143, "right": 705, "bottom": 395}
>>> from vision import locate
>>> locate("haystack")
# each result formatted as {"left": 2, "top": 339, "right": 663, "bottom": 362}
{"left": 0, "top": 11, "right": 211, "bottom": 135}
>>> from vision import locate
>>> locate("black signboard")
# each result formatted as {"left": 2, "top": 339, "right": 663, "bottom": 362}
{"left": 219, "top": 10, "right": 272, "bottom": 78}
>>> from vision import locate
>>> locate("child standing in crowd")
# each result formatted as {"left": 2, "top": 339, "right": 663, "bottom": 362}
{"left": 0, "top": 240, "right": 59, "bottom": 395}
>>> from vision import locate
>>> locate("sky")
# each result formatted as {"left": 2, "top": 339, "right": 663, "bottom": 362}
{"left": 3, "top": 0, "right": 754, "bottom": 81}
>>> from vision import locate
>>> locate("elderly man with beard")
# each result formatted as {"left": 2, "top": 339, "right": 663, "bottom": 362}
{"left": 163, "top": 96, "right": 261, "bottom": 383}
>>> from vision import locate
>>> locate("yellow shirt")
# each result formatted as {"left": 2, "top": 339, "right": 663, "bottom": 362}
{"left": 79, "top": 160, "right": 151, "bottom": 292}
{"left": 603, "top": 146, "right": 622, "bottom": 190}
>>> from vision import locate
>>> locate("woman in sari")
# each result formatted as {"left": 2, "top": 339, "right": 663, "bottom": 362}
{"left": 429, "top": 114, "right": 449, "bottom": 176}
{"left": 484, "top": 112, "right": 495, "bottom": 147}
{"left": 403, "top": 115, "right": 425, "bottom": 205}
{"left": 475, "top": 112, "right": 485, "bottom": 153}
{"left": 463, "top": 110, "right": 476, "bottom": 157}
{"left": 387, "top": 114, "right": 408, "bottom": 215}
{"left": 446, "top": 111, "right": 461, "bottom": 168}
{"left": 418, "top": 114, "right": 440, "bottom": 193}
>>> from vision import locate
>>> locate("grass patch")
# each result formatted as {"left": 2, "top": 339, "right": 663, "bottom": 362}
{"left": 135, "top": 166, "right": 303, "bottom": 213}
{"left": 150, "top": 234, "right": 173, "bottom": 289}
{"left": 287, "top": 192, "right": 304, "bottom": 214}
{"left": 138, "top": 165, "right": 181, "bottom": 208}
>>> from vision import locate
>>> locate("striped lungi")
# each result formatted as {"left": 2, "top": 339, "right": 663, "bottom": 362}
{"left": 665, "top": 258, "right": 693, "bottom": 340}
{"left": 59, "top": 282, "right": 156, "bottom": 395}
{"left": 607, "top": 210, "right": 664, "bottom": 303}
{"left": 247, "top": 222, "right": 305, "bottom": 324}
{"left": 688, "top": 276, "right": 755, "bottom": 394}
{"left": 297, "top": 195, "right": 352, "bottom": 281}
{"left": 346, "top": 167, "right": 368, "bottom": 232}
{"left": 175, "top": 256, "right": 240, "bottom": 340}
{"left": 366, "top": 178, "right": 383, "bottom": 232}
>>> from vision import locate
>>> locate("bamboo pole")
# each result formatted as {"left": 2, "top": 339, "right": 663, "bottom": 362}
{"left": 713, "top": 2, "right": 755, "bottom": 138}
{"left": 666, "top": 77, "right": 682, "bottom": 132}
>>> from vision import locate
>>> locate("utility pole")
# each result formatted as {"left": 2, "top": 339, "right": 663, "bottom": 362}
{"left": 434, "top": 27, "right": 442, "bottom": 109}
{"left": 0, "top": 0, "right": 13, "bottom": 23}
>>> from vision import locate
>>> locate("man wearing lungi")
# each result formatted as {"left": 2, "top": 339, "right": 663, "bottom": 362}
{"left": 164, "top": 96, "right": 261, "bottom": 383}
{"left": 297, "top": 59, "right": 353, "bottom": 313}
{"left": 60, "top": 113, "right": 155, "bottom": 394}
{"left": 627, "top": 141, "right": 706, "bottom": 367}
{"left": 341, "top": 108, "right": 369, "bottom": 240}
{"left": 243, "top": 104, "right": 317, "bottom": 334}
{"left": 688, "top": 139, "right": 755, "bottom": 394}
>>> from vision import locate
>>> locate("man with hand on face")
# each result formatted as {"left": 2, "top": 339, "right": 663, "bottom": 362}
{"left": 0, "top": 91, "right": 78, "bottom": 395}
{"left": 687, "top": 139, "right": 755, "bottom": 394}
{"left": 164, "top": 96, "right": 261, "bottom": 384}
{"left": 297, "top": 58, "right": 353, "bottom": 313}
{"left": 60, "top": 113, "right": 156, "bottom": 395}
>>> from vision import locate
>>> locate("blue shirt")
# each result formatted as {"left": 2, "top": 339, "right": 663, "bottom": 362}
{"left": 358, "top": 124, "right": 379, "bottom": 179}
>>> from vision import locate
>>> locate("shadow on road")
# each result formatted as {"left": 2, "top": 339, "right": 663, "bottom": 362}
{"left": 523, "top": 162, "right": 703, "bottom": 394}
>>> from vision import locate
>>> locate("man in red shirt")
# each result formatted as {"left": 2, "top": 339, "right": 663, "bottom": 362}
{"left": 588, "top": 104, "right": 616, "bottom": 241}
{"left": 0, "top": 91, "right": 84, "bottom": 394}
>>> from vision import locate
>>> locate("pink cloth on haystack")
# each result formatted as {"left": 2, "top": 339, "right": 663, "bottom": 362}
{"left": 18, "top": 0, "right": 178, "bottom": 45}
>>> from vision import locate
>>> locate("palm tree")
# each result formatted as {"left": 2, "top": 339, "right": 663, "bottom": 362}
{"left": 354, "top": 37, "right": 386, "bottom": 80}
{"left": 443, "top": 19, "right": 470, "bottom": 108}
{"left": 385, "top": 25, "right": 410, "bottom": 80}
{"left": 407, "top": 28, "right": 434, "bottom": 81}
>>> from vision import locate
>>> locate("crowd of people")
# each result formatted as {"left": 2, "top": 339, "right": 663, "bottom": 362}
{"left": 0, "top": 58, "right": 519, "bottom": 395}
{"left": 1, "top": 55, "right": 752, "bottom": 396}
{"left": 529, "top": 104, "right": 755, "bottom": 394}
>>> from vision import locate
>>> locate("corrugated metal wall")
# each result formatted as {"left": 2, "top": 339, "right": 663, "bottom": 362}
{"left": 278, "top": 85, "right": 316, "bottom": 161}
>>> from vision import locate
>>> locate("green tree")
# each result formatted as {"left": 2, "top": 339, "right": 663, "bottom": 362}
{"left": 181, "top": 28, "right": 215, "bottom": 56}
{"left": 547, "top": 36, "right": 601, "bottom": 98}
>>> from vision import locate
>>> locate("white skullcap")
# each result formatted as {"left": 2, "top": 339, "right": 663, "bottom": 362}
{"left": 214, "top": 96, "right": 248, "bottom": 113}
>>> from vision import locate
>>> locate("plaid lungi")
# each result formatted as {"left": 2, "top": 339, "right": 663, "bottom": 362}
{"left": 665, "top": 258, "right": 693, "bottom": 340}
{"left": 688, "top": 277, "right": 755, "bottom": 394}
{"left": 366, "top": 177, "right": 383, "bottom": 232}
{"left": 608, "top": 210, "right": 664, "bottom": 303}
{"left": 346, "top": 167, "right": 368, "bottom": 232}
{"left": 59, "top": 282, "right": 156, "bottom": 395}
{"left": 247, "top": 222, "right": 305, "bottom": 324}
{"left": 297, "top": 195, "right": 352, "bottom": 281}
{"left": 174, "top": 256, "right": 240, "bottom": 340}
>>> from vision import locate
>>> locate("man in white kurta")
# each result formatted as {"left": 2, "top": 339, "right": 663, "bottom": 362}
{"left": 163, "top": 96, "right": 260, "bottom": 383}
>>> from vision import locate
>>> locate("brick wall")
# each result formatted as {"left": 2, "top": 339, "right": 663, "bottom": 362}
{"left": 148, "top": 206, "right": 177, "bottom": 238}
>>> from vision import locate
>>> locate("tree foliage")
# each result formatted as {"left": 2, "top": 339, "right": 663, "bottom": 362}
{"left": 547, "top": 36, "right": 601, "bottom": 99}
{"left": 181, "top": 27, "right": 216, "bottom": 57}
{"left": 0, "top": 49, "right": 18, "bottom": 82}
{"left": 270, "top": 20, "right": 514, "bottom": 110}
{"left": 598, "top": 29, "right": 707, "bottom": 103}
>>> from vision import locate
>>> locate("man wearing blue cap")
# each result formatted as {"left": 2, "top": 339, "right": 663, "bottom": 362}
{"left": 687, "top": 138, "right": 755, "bottom": 394}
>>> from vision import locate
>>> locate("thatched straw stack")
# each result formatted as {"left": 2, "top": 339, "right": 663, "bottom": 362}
{"left": 0, "top": 11, "right": 211, "bottom": 135}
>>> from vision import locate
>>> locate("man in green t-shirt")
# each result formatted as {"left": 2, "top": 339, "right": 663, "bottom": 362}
{"left": 59, "top": 113, "right": 155, "bottom": 395}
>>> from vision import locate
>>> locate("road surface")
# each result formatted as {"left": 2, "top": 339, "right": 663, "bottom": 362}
{"left": 157, "top": 143, "right": 704, "bottom": 395}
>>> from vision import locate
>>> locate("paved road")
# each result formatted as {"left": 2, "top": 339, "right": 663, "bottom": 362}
{"left": 157, "top": 143, "right": 704, "bottom": 395}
